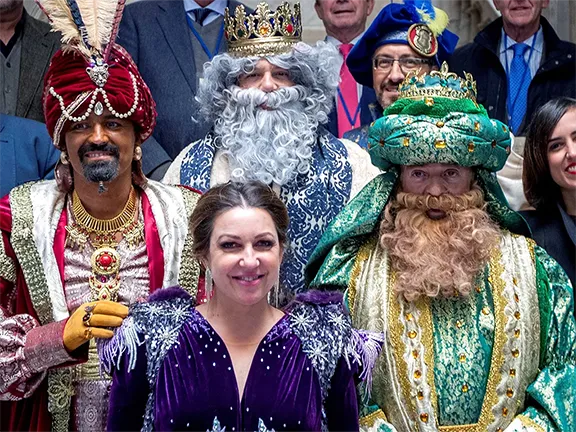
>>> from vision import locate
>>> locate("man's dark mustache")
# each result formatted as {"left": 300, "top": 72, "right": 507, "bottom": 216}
{"left": 78, "top": 142, "right": 120, "bottom": 162}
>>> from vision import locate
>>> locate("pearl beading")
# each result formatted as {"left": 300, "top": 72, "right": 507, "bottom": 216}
{"left": 49, "top": 71, "right": 140, "bottom": 122}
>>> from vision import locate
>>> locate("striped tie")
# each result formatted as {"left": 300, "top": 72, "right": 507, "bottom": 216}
{"left": 508, "top": 43, "right": 530, "bottom": 134}
{"left": 192, "top": 8, "right": 212, "bottom": 26}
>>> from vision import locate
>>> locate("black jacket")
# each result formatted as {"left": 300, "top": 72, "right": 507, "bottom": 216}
{"left": 521, "top": 203, "right": 576, "bottom": 294}
{"left": 449, "top": 17, "right": 576, "bottom": 136}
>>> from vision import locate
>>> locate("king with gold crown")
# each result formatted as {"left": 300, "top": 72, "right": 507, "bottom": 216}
{"left": 306, "top": 64, "right": 576, "bottom": 431}
{"left": 164, "top": 2, "right": 380, "bottom": 297}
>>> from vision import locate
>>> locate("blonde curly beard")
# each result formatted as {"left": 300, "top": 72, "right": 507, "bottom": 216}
{"left": 379, "top": 186, "right": 501, "bottom": 301}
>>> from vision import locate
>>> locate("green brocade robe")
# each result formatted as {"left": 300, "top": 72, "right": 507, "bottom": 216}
{"left": 320, "top": 231, "right": 575, "bottom": 432}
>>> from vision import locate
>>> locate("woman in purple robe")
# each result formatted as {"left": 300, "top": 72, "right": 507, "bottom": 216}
{"left": 102, "top": 181, "right": 383, "bottom": 432}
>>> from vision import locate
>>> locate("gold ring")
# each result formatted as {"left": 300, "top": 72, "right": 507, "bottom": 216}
{"left": 82, "top": 311, "right": 93, "bottom": 326}
{"left": 84, "top": 327, "right": 93, "bottom": 340}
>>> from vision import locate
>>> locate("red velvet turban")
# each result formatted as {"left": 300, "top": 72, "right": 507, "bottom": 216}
{"left": 43, "top": 44, "right": 156, "bottom": 149}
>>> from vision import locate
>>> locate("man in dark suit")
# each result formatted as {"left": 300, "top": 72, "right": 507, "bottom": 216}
{"left": 449, "top": 0, "right": 576, "bottom": 136}
{"left": 118, "top": 0, "right": 250, "bottom": 169}
{"left": 315, "top": 0, "right": 378, "bottom": 138}
{"left": 0, "top": 0, "right": 59, "bottom": 122}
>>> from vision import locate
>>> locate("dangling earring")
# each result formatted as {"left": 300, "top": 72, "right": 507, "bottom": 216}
{"left": 275, "top": 276, "right": 280, "bottom": 308}
{"left": 205, "top": 267, "right": 213, "bottom": 300}
{"left": 60, "top": 152, "right": 70, "bottom": 165}
{"left": 133, "top": 146, "right": 142, "bottom": 161}
{"left": 269, "top": 277, "right": 280, "bottom": 308}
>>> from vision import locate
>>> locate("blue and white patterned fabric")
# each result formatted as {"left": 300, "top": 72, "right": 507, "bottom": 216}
{"left": 179, "top": 128, "right": 353, "bottom": 293}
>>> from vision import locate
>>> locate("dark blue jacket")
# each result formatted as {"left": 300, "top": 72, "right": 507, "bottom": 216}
{"left": 326, "top": 86, "right": 379, "bottom": 139}
{"left": 118, "top": 0, "right": 249, "bottom": 161}
{"left": 0, "top": 114, "right": 59, "bottom": 197}
{"left": 449, "top": 17, "right": 576, "bottom": 136}
{"left": 342, "top": 102, "right": 383, "bottom": 149}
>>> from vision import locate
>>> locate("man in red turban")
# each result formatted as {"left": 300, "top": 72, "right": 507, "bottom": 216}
{"left": 0, "top": 3, "right": 201, "bottom": 430}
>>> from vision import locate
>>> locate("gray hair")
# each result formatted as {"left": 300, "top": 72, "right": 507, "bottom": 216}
{"left": 196, "top": 41, "right": 341, "bottom": 124}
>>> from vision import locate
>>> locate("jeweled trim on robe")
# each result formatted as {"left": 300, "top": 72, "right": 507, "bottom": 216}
{"left": 9, "top": 182, "right": 73, "bottom": 431}
{"left": 142, "top": 182, "right": 201, "bottom": 292}
{"left": 175, "top": 186, "right": 201, "bottom": 299}
{"left": 349, "top": 231, "right": 542, "bottom": 432}
{"left": 9, "top": 182, "right": 63, "bottom": 325}
{"left": 0, "top": 227, "right": 16, "bottom": 283}
{"left": 6, "top": 180, "right": 198, "bottom": 432}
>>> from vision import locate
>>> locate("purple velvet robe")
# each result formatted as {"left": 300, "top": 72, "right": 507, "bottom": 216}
{"left": 107, "top": 307, "right": 360, "bottom": 431}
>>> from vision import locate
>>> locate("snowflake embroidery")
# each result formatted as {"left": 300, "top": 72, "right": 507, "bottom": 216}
{"left": 145, "top": 303, "right": 163, "bottom": 319}
{"left": 172, "top": 304, "right": 190, "bottom": 322}
{"left": 257, "top": 418, "right": 276, "bottom": 432}
{"left": 327, "top": 310, "right": 347, "bottom": 332}
{"left": 157, "top": 327, "right": 180, "bottom": 348}
{"left": 303, "top": 339, "right": 329, "bottom": 367}
{"left": 290, "top": 309, "right": 314, "bottom": 333}
{"left": 208, "top": 417, "right": 226, "bottom": 432}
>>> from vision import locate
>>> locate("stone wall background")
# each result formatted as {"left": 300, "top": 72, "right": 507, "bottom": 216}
{"left": 25, "top": 0, "right": 576, "bottom": 46}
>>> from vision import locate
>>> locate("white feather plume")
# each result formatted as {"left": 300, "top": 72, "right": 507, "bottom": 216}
{"left": 37, "top": 0, "right": 119, "bottom": 59}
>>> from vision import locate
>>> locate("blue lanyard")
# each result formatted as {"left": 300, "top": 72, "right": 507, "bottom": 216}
{"left": 186, "top": 14, "right": 225, "bottom": 60}
{"left": 337, "top": 88, "right": 361, "bottom": 127}
{"left": 504, "top": 30, "right": 538, "bottom": 121}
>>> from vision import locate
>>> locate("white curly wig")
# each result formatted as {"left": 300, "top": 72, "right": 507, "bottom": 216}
{"left": 195, "top": 41, "right": 341, "bottom": 124}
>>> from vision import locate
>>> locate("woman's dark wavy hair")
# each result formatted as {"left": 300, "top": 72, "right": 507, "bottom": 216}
{"left": 190, "top": 181, "right": 290, "bottom": 259}
{"left": 523, "top": 97, "right": 576, "bottom": 210}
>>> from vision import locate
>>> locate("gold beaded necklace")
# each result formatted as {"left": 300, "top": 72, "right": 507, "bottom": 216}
{"left": 72, "top": 188, "right": 137, "bottom": 233}
{"left": 65, "top": 187, "right": 144, "bottom": 302}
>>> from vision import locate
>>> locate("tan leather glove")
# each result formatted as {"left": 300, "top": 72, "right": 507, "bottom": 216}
{"left": 63, "top": 301, "right": 128, "bottom": 352}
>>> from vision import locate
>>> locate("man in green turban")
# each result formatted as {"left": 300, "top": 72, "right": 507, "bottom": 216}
{"left": 307, "top": 63, "right": 576, "bottom": 431}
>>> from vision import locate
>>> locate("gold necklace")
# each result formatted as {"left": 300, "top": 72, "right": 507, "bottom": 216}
{"left": 65, "top": 187, "right": 144, "bottom": 302}
{"left": 72, "top": 187, "right": 137, "bottom": 234}
{"left": 66, "top": 187, "right": 143, "bottom": 249}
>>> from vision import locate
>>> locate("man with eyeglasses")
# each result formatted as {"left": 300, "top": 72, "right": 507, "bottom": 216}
{"left": 342, "top": 0, "right": 458, "bottom": 149}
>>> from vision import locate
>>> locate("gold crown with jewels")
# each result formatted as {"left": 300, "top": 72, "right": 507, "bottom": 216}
{"left": 398, "top": 62, "right": 478, "bottom": 103}
{"left": 224, "top": 2, "right": 302, "bottom": 57}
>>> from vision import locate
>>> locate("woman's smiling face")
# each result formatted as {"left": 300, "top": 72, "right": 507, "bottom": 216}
{"left": 206, "top": 206, "right": 283, "bottom": 306}
{"left": 547, "top": 108, "right": 576, "bottom": 195}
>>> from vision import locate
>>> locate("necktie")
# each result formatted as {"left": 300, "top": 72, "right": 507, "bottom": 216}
{"left": 508, "top": 42, "right": 530, "bottom": 134}
{"left": 192, "top": 8, "right": 212, "bottom": 26}
{"left": 337, "top": 43, "right": 360, "bottom": 138}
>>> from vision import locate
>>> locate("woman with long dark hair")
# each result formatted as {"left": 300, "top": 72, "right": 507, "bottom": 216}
{"left": 522, "top": 97, "right": 576, "bottom": 290}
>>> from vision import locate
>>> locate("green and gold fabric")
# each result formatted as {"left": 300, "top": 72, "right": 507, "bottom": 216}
{"left": 347, "top": 233, "right": 576, "bottom": 431}
{"left": 306, "top": 64, "right": 576, "bottom": 431}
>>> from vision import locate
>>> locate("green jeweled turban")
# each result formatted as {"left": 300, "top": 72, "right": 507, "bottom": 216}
{"left": 367, "top": 63, "right": 512, "bottom": 171}
{"left": 305, "top": 63, "right": 529, "bottom": 290}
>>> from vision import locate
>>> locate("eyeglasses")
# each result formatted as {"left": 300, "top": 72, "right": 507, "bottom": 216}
{"left": 372, "top": 56, "right": 434, "bottom": 74}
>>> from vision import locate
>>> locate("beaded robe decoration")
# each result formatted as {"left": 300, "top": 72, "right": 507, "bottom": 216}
{"left": 65, "top": 187, "right": 144, "bottom": 302}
